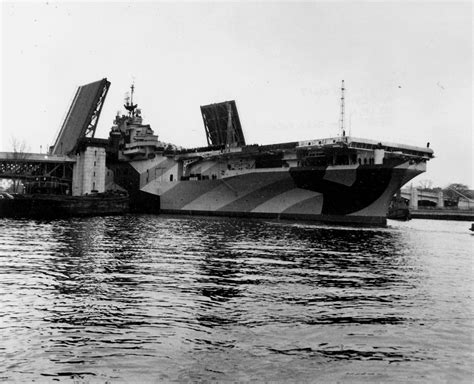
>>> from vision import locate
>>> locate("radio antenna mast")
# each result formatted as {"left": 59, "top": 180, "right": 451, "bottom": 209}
{"left": 340, "top": 80, "right": 345, "bottom": 137}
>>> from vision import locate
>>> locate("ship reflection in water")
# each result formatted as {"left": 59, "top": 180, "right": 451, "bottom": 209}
{"left": 0, "top": 216, "right": 471, "bottom": 382}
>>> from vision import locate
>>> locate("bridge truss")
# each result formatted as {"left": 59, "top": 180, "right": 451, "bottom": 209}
{"left": 0, "top": 153, "right": 75, "bottom": 183}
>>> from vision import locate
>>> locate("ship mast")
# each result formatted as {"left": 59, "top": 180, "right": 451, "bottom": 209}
{"left": 124, "top": 82, "right": 138, "bottom": 117}
{"left": 340, "top": 80, "right": 345, "bottom": 137}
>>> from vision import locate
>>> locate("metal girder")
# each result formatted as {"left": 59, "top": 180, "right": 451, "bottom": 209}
{"left": 84, "top": 80, "right": 110, "bottom": 138}
{"left": 0, "top": 159, "right": 74, "bottom": 182}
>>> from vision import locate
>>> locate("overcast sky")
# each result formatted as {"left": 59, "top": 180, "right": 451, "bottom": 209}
{"left": 1, "top": 1, "right": 472, "bottom": 188}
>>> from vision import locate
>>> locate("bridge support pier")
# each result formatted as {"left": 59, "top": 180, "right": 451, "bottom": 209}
{"left": 437, "top": 191, "right": 444, "bottom": 208}
{"left": 72, "top": 138, "right": 108, "bottom": 196}
{"left": 410, "top": 187, "right": 418, "bottom": 209}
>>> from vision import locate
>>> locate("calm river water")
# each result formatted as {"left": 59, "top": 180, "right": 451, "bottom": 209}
{"left": 0, "top": 216, "right": 472, "bottom": 383}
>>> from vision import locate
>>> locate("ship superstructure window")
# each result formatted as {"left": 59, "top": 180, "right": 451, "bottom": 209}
{"left": 170, "top": 174, "right": 174, "bottom": 181}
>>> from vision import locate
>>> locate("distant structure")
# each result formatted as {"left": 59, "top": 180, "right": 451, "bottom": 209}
{"left": 401, "top": 187, "right": 444, "bottom": 209}
{"left": 458, "top": 197, "right": 474, "bottom": 209}
{"left": 400, "top": 187, "right": 473, "bottom": 209}
{"left": 50, "top": 78, "right": 110, "bottom": 155}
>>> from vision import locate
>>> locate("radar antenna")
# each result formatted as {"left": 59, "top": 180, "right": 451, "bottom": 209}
{"left": 340, "top": 80, "right": 345, "bottom": 137}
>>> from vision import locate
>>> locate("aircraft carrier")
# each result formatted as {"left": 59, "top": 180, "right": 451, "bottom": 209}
{"left": 102, "top": 81, "right": 434, "bottom": 226}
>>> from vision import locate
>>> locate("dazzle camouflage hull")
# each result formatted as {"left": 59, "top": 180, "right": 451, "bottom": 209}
{"left": 108, "top": 155, "right": 427, "bottom": 226}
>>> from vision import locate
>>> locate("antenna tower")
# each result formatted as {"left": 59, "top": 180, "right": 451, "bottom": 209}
{"left": 340, "top": 80, "right": 345, "bottom": 137}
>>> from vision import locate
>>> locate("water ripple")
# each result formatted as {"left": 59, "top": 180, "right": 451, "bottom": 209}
{"left": 0, "top": 215, "right": 472, "bottom": 382}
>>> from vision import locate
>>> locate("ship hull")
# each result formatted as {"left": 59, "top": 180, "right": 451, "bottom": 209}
{"left": 160, "top": 208, "right": 387, "bottom": 226}
{"left": 108, "top": 158, "right": 426, "bottom": 226}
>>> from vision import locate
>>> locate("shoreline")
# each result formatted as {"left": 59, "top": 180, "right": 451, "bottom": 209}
{"left": 410, "top": 208, "right": 474, "bottom": 221}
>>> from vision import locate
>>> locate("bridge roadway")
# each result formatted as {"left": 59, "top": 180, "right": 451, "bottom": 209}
{"left": 0, "top": 152, "right": 75, "bottom": 182}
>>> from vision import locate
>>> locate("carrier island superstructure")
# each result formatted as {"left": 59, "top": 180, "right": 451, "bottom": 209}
{"left": 103, "top": 82, "right": 434, "bottom": 226}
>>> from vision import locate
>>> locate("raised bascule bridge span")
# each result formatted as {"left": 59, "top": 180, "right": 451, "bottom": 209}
{"left": 0, "top": 79, "right": 110, "bottom": 195}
